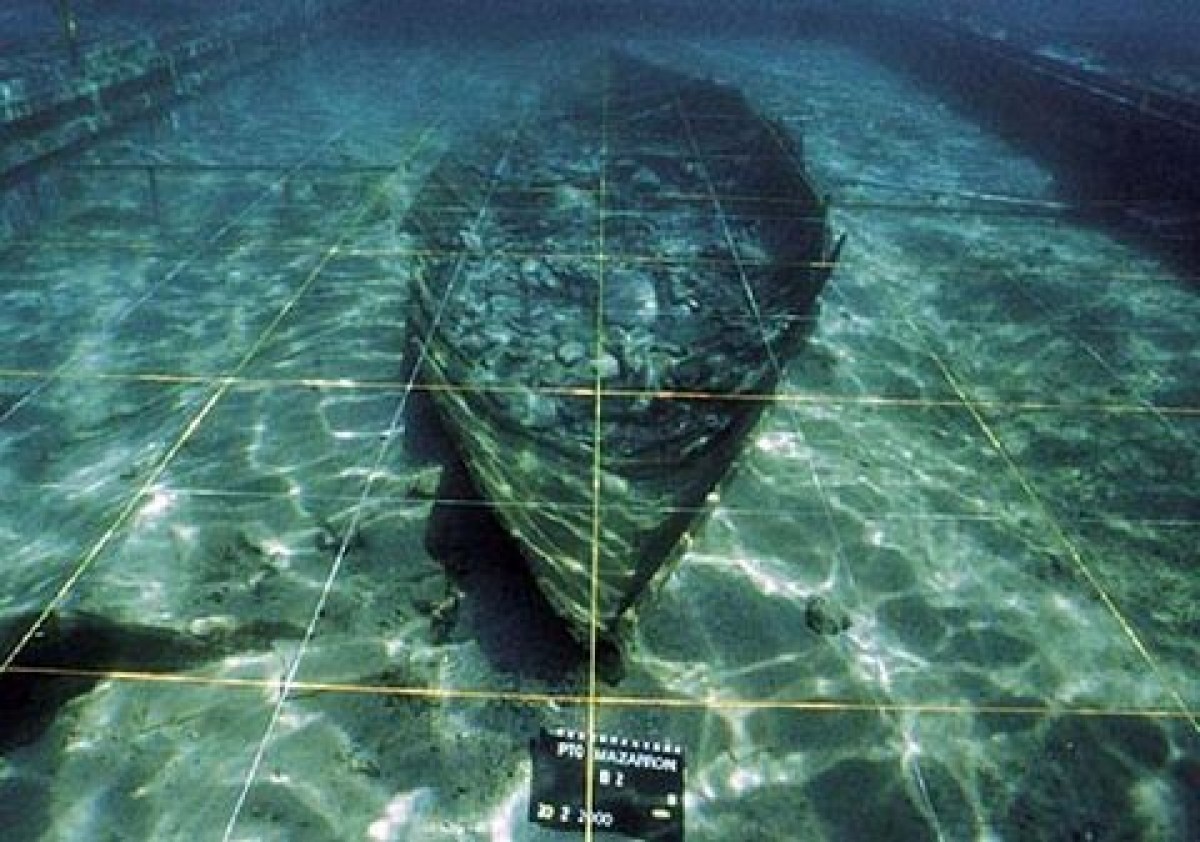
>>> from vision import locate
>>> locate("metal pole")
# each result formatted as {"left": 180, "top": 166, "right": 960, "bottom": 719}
{"left": 53, "top": 0, "right": 82, "bottom": 70}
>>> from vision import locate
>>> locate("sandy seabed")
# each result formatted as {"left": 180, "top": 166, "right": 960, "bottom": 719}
{"left": 1, "top": 31, "right": 1197, "bottom": 842}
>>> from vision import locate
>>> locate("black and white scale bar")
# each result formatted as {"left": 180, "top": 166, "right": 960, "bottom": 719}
{"left": 530, "top": 727, "right": 685, "bottom": 841}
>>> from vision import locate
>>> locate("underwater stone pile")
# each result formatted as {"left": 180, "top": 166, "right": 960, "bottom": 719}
{"left": 409, "top": 127, "right": 814, "bottom": 461}
{"left": 403, "top": 53, "right": 834, "bottom": 643}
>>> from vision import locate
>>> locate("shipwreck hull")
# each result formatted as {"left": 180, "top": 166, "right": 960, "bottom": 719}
{"left": 404, "top": 52, "right": 837, "bottom": 644}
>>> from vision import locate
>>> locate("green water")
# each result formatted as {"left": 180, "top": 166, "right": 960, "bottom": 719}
{"left": 0, "top": 33, "right": 1196, "bottom": 841}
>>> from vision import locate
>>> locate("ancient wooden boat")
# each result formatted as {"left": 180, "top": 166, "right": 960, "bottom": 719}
{"left": 404, "top": 51, "right": 839, "bottom": 647}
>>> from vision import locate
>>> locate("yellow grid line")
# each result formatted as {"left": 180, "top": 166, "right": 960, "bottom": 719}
{"left": 6, "top": 187, "right": 1191, "bottom": 233}
{"left": 214, "top": 124, "right": 468, "bottom": 839}
{"left": 581, "top": 60, "right": 611, "bottom": 842}
{"left": 6, "top": 103, "right": 1199, "bottom": 755}
{"left": 23, "top": 481, "right": 1200, "bottom": 527}
{"left": 0, "top": 133, "right": 435, "bottom": 664}
{"left": 0, "top": 186, "right": 1145, "bottom": 223}
{"left": 905, "top": 315, "right": 1200, "bottom": 734}
{"left": 6, "top": 236, "right": 1191, "bottom": 286}
{"left": 209, "top": 91, "right": 544, "bottom": 834}
{"left": 10, "top": 479, "right": 1200, "bottom": 530}
{"left": 676, "top": 82, "right": 959, "bottom": 827}
{"left": 0, "top": 226, "right": 358, "bottom": 671}
{"left": 209, "top": 101, "right": 553, "bottom": 835}
{"left": 0, "top": 129, "right": 361, "bottom": 426}
{"left": 0, "top": 386, "right": 221, "bottom": 673}
{"left": 0, "top": 131, "right": 394, "bottom": 670}
{"left": 1, "top": 366, "right": 1197, "bottom": 415}
{"left": 8, "top": 664, "right": 1197, "bottom": 723}
{"left": 1012, "top": 280, "right": 1197, "bottom": 438}
{"left": 2, "top": 56, "right": 1197, "bottom": 835}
